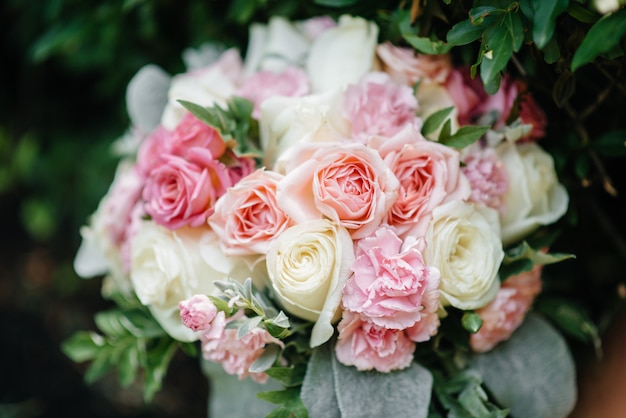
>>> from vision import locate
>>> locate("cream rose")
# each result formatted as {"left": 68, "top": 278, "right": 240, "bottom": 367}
{"left": 266, "top": 219, "right": 354, "bottom": 347}
{"left": 306, "top": 15, "right": 379, "bottom": 93}
{"left": 130, "top": 221, "right": 259, "bottom": 341}
{"left": 425, "top": 201, "right": 504, "bottom": 310}
{"left": 496, "top": 141, "right": 569, "bottom": 246}
{"left": 259, "top": 89, "right": 348, "bottom": 171}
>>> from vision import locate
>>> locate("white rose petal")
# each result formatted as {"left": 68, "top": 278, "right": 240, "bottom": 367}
{"left": 131, "top": 222, "right": 226, "bottom": 341}
{"left": 496, "top": 142, "right": 569, "bottom": 246}
{"left": 425, "top": 201, "right": 504, "bottom": 310}
{"left": 306, "top": 15, "right": 379, "bottom": 93}
{"left": 266, "top": 219, "right": 354, "bottom": 347}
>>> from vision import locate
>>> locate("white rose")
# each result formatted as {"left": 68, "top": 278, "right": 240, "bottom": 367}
{"left": 306, "top": 15, "right": 379, "bottom": 93}
{"left": 259, "top": 89, "right": 348, "bottom": 172}
{"left": 161, "top": 48, "right": 243, "bottom": 130}
{"left": 425, "top": 201, "right": 504, "bottom": 310}
{"left": 266, "top": 219, "right": 354, "bottom": 347}
{"left": 130, "top": 221, "right": 259, "bottom": 341}
{"left": 496, "top": 141, "right": 569, "bottom": 246}
{"left": 243, "top": 16, "right": 311, "bottom": 76}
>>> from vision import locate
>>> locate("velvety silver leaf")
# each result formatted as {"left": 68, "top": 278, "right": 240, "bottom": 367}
{"left": 332, "top": 350, "right": 433, "bottom": 418}
{"left": 203, "top": 360, "right": 281, "bottom": 418}
{"left": 125, "top": 64, "right": 170, "bottom": 133}
{"left": 469, "top": 314, "right": 577, "bottom": 418}
{"left": 300, "top": 343, "right": 341, "bottom": 418}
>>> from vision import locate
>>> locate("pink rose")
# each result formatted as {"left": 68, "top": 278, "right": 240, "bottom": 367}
{"left": 384, "top": 140, "right": 471, "bottom": 238}
{"left": 342, "top": 226, "right": 440, "bottom": 331}
{"left": 462, "top": 147, "right": 509, "bottom": 215}
{"left": 335, "top": 311, "right": 415, "bottom": 372}
{"left": 377, "top": 42, "right": 452, "bottom": 86}
{"left": 470, "top": 265, "right": 543, "bottom": 353}
{"left": 170, "top": 113, "right": 227, "bottom": 160}
{"left": 518, "top": 84, "right": 547, "bottom": 141}
{"left": 136, "top": 125, "right": 172, "bottom": 178}
{"left": 143, "top": 150, "right": 231, "bottom": 229}
{"left": 209, "top": 169, "right": 293, "bottom": 255}
{"left": 238, "top": 66, "right": 310, "bottom": 119}
{"left": 179, "top": 294, "right": 218, "bottom": 331}
{"left": 201, "top": 311, "right": 283, "bottom": 383}
{"left": 222, "top": 150, "right": 257, "bottom": 185}
{"left": 343, "top": 72, "right": 420, "bottom": 144}
{"left": 444, "top": 68, "right": 484, "bottom": 126}
{"left": 277, "top": 142, "right": 399, "bottom": 239}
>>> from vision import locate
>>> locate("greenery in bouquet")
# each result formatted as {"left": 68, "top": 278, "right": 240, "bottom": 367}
{"left": 57, "top": 1, "right": 626, "bottom": 417}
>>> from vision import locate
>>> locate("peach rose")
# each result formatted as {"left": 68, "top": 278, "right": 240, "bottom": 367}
{"left": 277, "top": 142, "right": 399, "bottom": 239}
{"left": 209, "top": 169, "right": 293, "bottom": 256}
{"left": 170, "top": 112, "right": 226, "bottom": 160}
{"left": 377, "top": 42, "right": 452, "bottom": 86}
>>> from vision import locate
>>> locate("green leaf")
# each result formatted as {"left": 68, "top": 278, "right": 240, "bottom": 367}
{"left": 257, "top": 388, "right": 308, "bottom": 418}
{"left": 536, "top": 298, "right": 601, "bottom": 353}
{"left": 118, "top": 344, "right": 139, "bottom": 387}
{"left": 575, "top": 153, "right": 590, "bottom": 179}
{"left": 542, "top": 34, "right": 561, "bottom": 63}
{"left": 504, "top": 241, "right": 575, "bottom": 266}
{"left": 300, "top": 344, "right": 340, "bottom": 418}
{"left": 529, "top": 0, "right": 569, "bottom": 49}
{"left": 403, "top": 34, "right": 452, "bottom": 54}
{"left": 272, "top": 311, "right": 291, "bottom": 329}
{"left": 314, "top": 0, "right": 358, "bottom": 6}
{"left": 266, "top": 365, "right": 307, "bottom": 387}
{"left": 439, "top": 125, "right": 489, "bottom": 149}
{"left": 61, "top": 331, "right": 105, "bottom": 362}
{"left": 421, "top": 106, "right": 455, "bottom": 137}
{"left": 143, "top": 338, "right": 178, "bottom": 402}
{"left": 567, "top": 2, "right": 600, "bottom": 24}
{"left": 591, "top": 130, "right": 626, "bottom": 157}
{"left": 249, "top": 344, "right": 281, "bottom": 373}
{"left": 572, "top": 8, "right": 626, "bottom": 71}
{"left": 447, "top": 19, "right": 486, "bottom": 46}
{"left": 481, "top": 24, "right": 514, "bottom": 91}
{"left": 237, "top": 316, "right": 263, "bottom": 339}
{"left": 499, "top": 258, "right": 534, "bottom": 280}
{"left": 94, "top": 310, "right": 130, "bottom": 337}
{"left": 469, "top": 314, "right": 577, "bottom": 418}
{"left": 469, "top": 6, "right": 502, "bottom": 25}
{"left": 227, "top": 0, "right": 257, "bottom": 25}
{"left": 462, "top": 312, "right": 483, "bottom": 334}
{"left": 85, "top": 347, "right": 116, "bottom": 384}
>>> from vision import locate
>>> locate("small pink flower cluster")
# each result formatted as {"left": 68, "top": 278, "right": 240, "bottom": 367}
{"left": 179, "top": 295, "right": 282, "bottom": 383}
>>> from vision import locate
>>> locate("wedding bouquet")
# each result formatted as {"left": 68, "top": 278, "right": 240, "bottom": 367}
{"left": 66, "top": 12, "right": 578, "bottom": 418}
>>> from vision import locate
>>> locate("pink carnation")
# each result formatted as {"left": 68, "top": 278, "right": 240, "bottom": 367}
{"left": 209, "top": 169, "right": 292, "bottom": 256}
{"left": 384, "top": 140, "right": 471, "bottom": 238}
{"left": 462, "top": 147, "right": 509, "bottom": 215}
{"left": 238, "top": 67, "right": 310, "bottom": 119}
{"left": 142, "top": 149, "right": 231, "bottom": 229}
{"left": 377, "top": 42, "right": 452, "bottom": 86}
{"left": 201, "top": 311, "right": 283, "bottom": 383}
{"left": 470, "top": 265, "right": 543, "bottom": 353}
{"left": 342, "top": 226, "right": 440, "bottom": 331}
{"left": 179, "top": 294, "right": 218, "bottom": 331}
{"left": 343, "top": 72, "right": 420, "bottom": 144}
{"left": 170, "top": 113, "right": 227, "bottom": 160}
{"left": 335, "top": 311, "right": 415, "bottom": 372}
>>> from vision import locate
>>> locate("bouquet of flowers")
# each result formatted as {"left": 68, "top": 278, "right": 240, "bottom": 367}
{"left": 65, "top": 12, "right": 579, "bottom": 418}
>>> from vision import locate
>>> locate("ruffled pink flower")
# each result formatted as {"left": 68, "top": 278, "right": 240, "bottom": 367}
{"left": 462, "top": 147, "right": 509, "bottom": 215}
{"left": 136, "top": 125, "right": 172, "bottom": 178}
{"left": 377, "top": 42, "right": 452, "bottom": 86}
{"left": 179, "top": 294, "right": 218, "bottom": 331}
{"left": 238, "top": 67, "right": 310, "bottom": 119}
{"left": 343, "top": 72, "right": 420, "bottom": 144}
{"left": 277, "top": 142, "right": 399, "bottom": 239}
{"left": 384, "top": 141, "right": 471, "bottom": 238}
{"left": 170, "top": 113, "right": 226, "bottom": 160}
{"left": 335, "top": 311, "right": 415, "bottom": 372}
{"left": 470, "top": 265, "right": 543, "bottom": 353}
{"left": 142, "top": 150, "right": 231, "bottom": 229}
{"left": 342, "top": 226, "right": 440, "bottom": 330}
{"left": 209, "top": 169, "right": 293, "bottom": 255}
{"left": 201, "top": 311, "right": 283, "bottom": 383}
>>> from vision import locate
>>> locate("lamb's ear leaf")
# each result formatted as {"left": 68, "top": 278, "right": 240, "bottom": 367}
{"left": 469, "top": 314, "right": 577, "bottom": 418}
